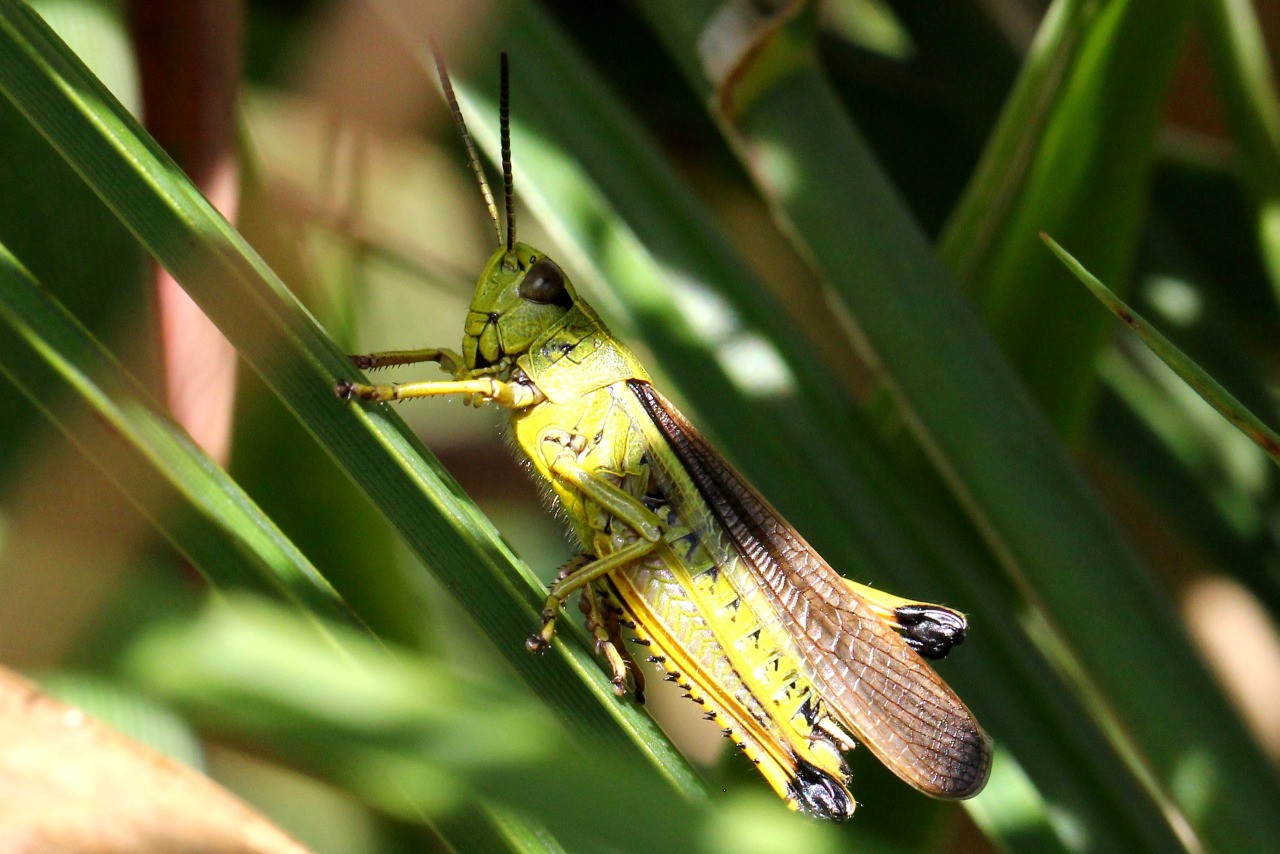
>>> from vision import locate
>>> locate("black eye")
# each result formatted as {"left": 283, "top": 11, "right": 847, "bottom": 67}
{"left": 518, "top": 258, "right": 570, "bottom": 306}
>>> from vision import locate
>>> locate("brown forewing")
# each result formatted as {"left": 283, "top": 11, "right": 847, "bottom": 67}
{"left": 629, "top": 381, "right": 991, "bottom": 799}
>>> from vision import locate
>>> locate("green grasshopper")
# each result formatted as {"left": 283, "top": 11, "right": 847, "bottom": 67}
{"left": 336, "top": 52, "right": 991, "bottom": 820}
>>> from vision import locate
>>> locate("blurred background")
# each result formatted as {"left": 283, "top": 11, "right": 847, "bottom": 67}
{"left": 2, "top": 0, "right": 1280, "bottom": 851}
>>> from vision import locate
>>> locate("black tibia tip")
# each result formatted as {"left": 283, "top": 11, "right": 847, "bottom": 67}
{"left": 896, "top": 604, "right": 968, "bottom": 660}
{"left": 525, "top": 635, "right": 549, "bottom": 653}
{"left": 334, "top": 379, "right": 356, "bottom": 400}
{"left": 349, "top": 354, "right": 374, "bottom": 369}
{"left": 790, "top": 758, "right": 855, "bottom": 822}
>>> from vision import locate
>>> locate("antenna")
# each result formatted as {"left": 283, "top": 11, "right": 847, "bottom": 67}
{"left": 429, "top": 41, "right": 503, "bottom": 248}
{"left": 500, "top": 52, "right": 516, "bottom": 253}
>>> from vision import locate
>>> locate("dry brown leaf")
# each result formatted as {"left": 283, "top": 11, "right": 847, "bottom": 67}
{"left": 0, "top": 667, "right": 311, "bottom": 854}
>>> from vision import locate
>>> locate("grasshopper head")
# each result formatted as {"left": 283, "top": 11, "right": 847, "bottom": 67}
{"left": 463, "top": 242, "right": 577, "bottom": 369}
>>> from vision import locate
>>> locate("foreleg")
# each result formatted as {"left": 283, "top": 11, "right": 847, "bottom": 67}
{"left": 335, "top": 376, "right": 544, "bottom": 410}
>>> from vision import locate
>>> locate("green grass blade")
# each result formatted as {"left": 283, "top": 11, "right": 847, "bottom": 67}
{"left": 1045, "top": 233, "right": 1280, "bottom": 465}
{"left": 0, "top": 241, "right": 349, "bottom": 623}
{"left": 0, "top": 0, "right": 702, "bottom": 808}
{"left": 941, "top": 0, "right": 1195, "bottom": 435}
{"left": 469, "top": 806, "right": 568, "bottom": 854}
{"left": 0, "top": 0, "right": 144, "bottom": 471}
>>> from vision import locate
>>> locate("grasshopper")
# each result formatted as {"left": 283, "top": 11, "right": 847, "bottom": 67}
{"left": 336, "top": 52, "right": 991, "bottom": 820}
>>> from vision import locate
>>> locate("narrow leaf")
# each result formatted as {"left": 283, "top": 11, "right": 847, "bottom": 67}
{"left": 1045, "top": 232, "right": 1280, "bottom": 465}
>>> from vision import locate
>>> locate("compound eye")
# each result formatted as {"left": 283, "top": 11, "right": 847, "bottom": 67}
{"left": 518, "top": 258, "right": 569, "bottom": 306}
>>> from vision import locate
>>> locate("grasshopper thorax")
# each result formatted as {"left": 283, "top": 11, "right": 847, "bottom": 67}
{"left": 463, "top": 242, "right": 577, "bottom": 370}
